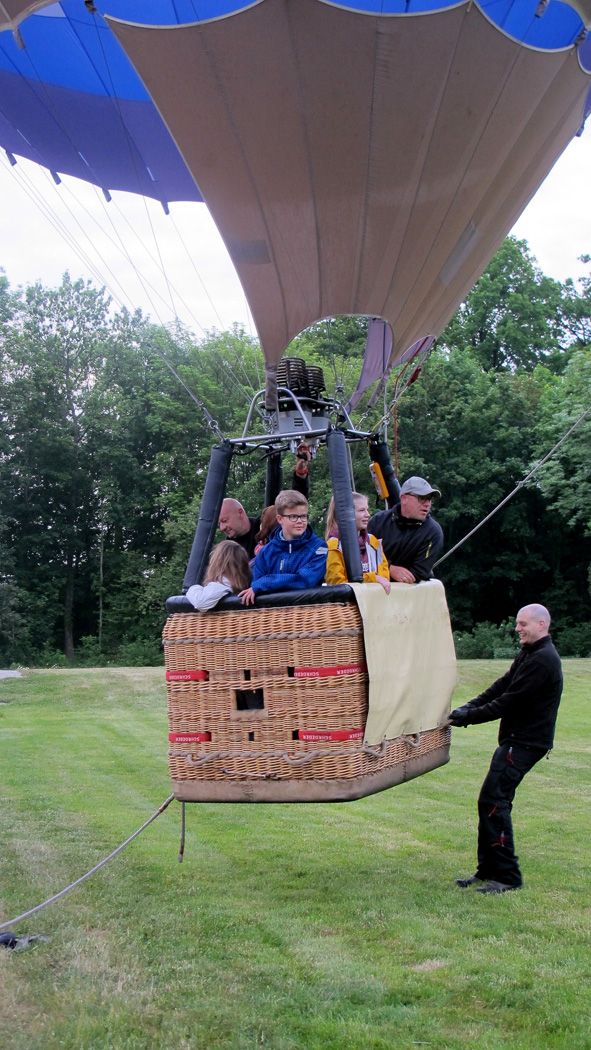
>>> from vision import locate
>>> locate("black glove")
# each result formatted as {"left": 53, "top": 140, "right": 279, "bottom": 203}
{"left": 448, "top": 705, "right": 471, "bottom": 727}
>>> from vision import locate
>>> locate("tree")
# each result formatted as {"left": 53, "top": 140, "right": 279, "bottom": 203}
{"left": 0, "top": 274, "right": 113, "bottom": 658}
{"left": 560, "top": 255, "right": 591, "bottom": 348}
{"left": 390, "top": 346, "right": 590, "bottom": 629}
{"left": 536, "top": 350, "right": 591, "bottom": 533}
{"left": 535, "top": 350, "right": 591, "bottom": 613}
{"left": 441, "top": 237, "right": 565, "bottom": 372}
{"left": 2, "top": 239, "right": 590, "bottom": 663}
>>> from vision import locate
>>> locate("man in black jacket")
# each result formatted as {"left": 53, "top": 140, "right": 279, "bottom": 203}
{"left": 449, "top": 604, "right": 563, "bottom": 894}
{"left": 369, "top": 476, "right": 443, "bottom": 583}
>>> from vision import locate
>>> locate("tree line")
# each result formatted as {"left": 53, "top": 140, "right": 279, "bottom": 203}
{"left": 1, "top": 237, "right": 590, "bottom": 666}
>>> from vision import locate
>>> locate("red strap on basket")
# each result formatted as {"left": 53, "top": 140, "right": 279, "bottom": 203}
{"left": 168, "top": 731, "right": 211, "bottom": 743}
{"left": 166, "top": 670, "right": 209, "bottom": 682}
{"left": 293, "top": 663, "right": 366, "bottom": 678}
{"left": 297, "top": 728, "right": 364, "bottom": 742}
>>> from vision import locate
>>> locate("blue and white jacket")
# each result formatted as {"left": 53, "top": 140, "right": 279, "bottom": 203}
{"left": 251, "top": 526, "right": 328, "bottom": 595}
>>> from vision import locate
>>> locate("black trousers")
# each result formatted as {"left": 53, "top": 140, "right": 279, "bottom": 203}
{"left": 475, "top": 741, "right": 546, "bottom": 887}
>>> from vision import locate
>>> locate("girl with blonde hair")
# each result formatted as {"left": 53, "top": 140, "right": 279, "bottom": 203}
{"left": 325, "top": 492, "right": 390, "bottom": 593}
{"left": 186, "top": 540, "right": 251, "bottom": 611}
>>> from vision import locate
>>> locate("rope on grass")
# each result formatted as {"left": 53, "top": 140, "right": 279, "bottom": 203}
{"left": 0, "top": 794, "right": 175, "bottom": 932}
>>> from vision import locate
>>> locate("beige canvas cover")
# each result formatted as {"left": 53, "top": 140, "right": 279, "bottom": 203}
{"left": 350, "top": 579, "right": 456, "bottom": 745}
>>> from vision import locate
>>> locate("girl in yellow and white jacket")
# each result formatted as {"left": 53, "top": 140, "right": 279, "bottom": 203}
{"left": 324, "top": 493, "right": 390, "bottom": 593}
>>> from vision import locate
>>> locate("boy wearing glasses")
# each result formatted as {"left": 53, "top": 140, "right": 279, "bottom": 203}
{"left": 239, "top": 490, "right": 327, "bottom": 605}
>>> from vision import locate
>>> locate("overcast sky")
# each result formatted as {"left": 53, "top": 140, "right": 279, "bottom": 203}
{"left": 1, "top": 123, "right": 590, "bottom": 339}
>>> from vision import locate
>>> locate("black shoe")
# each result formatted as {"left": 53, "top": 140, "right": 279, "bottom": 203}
{"left": 455, "top": 875, "right": 482, "bottom": 888}
{"left": 476, "top": 880, "right": 520, "bottom": 894}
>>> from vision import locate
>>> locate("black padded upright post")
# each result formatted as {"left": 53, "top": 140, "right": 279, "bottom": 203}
{"left": 369, "top": 438, "right": 401, "bottom": 507}
{"left": 182, "top": 441, "right": 234, "bottom": 591}
{"left": 265, "top": 450, "right": 283, "bottom": 508}
{"left": 326, "top": 429, "right": 363, "bottom": 583}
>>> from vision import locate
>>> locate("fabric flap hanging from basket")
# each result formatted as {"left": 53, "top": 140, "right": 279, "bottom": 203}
{"left": 351, "top": 579, "right": 456, "bottom": 745}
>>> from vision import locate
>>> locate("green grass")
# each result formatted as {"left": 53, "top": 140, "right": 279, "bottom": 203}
{"left": 1, "top": 662, "right": 590, "bottom": 1050}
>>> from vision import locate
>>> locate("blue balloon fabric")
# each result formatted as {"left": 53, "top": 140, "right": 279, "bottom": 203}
{"left": 0, "top": 0, "right": 589, "bottom": 203}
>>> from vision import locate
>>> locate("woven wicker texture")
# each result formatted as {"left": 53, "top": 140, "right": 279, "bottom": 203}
{"left": 163, "top": 603, "right": 446, "bottom": 785}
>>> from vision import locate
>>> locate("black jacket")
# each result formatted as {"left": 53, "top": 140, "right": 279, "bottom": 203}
{"left": 452, "top": 635, "right": 563, "bottom": 750}
{"left": 368, "top": 504, "right": 443, "bottom": 581}
{"left": 235, "top": 517, "right": 260, "bottom": 559}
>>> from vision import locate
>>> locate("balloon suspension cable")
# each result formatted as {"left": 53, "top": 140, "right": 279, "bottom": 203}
{"left": 358, "top": 340, "right": 433, "bottom": 435}
{"left": 434, "top": 405, "right": 591, "bottom": 569}
{"left": 0, "top": 795, "right": 175, "bottom": 933}
{"left": 392, "top": 403, "right": 400, "bottom": 478}
{"left": 155, "top": 351, "right": 225, "bottom": 441}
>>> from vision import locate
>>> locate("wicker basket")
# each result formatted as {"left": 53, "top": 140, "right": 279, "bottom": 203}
{"left": 163, "top": 601, "right": 450, "bottom": 802}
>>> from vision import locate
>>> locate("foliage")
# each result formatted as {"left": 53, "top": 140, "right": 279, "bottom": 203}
{"left": 453, "top": 619, "right": 519, "bottom": 659}
{"left": 536, "top": 349, "right": 591, "bottom": 536}
{"left": 1, "top": 238, "right": 591, "bottom": 663}
{"left": 554, "top": 621, "right": 591, "bottom": 658}
{"left": 0, "top": 664, "right": 590, "bottom": 1049}
{"left": 389, "top": 346, "right": 591, "bottom": 630}
{"left": 440, "top": 237, "right": 566, "bottom": 371}
{"left": 560, "top": 255, "right": 591, "bottom": 347}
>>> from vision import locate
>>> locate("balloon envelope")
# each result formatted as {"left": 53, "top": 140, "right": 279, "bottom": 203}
{"left": 1, "top": 1, "right": 590, "bottom": 377}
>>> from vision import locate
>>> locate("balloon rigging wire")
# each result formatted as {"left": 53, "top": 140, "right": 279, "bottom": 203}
{"left": 2, "top": 7, "right": 256, "bottom": 379}
{"left": 87, "top": 8, "right": 179, "bottom": 324}
{"left": 168, "top": 208, "right": 225, "bottom": 329}
{"left": 0, "top": 171, "right": 232, "bottom": 435}
{"left": 434, "top": 404, "right": 591, "bottom": 568}
{"left": 221, "top": 355, "right": 258, "bottom": 402}
{"left": 44, "top": 170, "right": 164, "bottom": 316}
{"left": 1, "top": 152, "right": 240, "bottom": 434}
{"left": 9, "top": 7, "right": 247, "bottom": 342}
{"left": 0, "top": 31, "right": 159, "bottom": 317}
{"left": 41, "top": 161, "right": 222, "bottom": 340}
{"left": 69, "top": 8, "right": 233, "bottom": 338}
{"left": 22, "top": 5, "right": 185, "bottom": 328}
{"left": 151, "top": 350, "right": 226, "bottom": 441}
{"left": 0, "top": 155, "right": 126, "bottom": 303}
{"left": 86, "top": 182, "right": 210, "bottom": 333}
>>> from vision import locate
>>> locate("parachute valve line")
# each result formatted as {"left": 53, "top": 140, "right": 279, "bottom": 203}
{"left": 0, "top": 795, "right": 175, "bottom": 933}
{"left": 434, "top": 404, "right": 591, "bottom": 568}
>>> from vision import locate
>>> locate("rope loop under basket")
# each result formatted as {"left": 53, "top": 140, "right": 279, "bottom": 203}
{"left": 174, "top": 734, "right": 425, "bottom": 769}
{"left": 175, "top": 744, "right": 378, "bottom": 768}
{"left": 361, "top": 740, "right": 388, "bottom": 760}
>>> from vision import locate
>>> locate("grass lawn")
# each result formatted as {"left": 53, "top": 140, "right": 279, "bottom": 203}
{"left": 1, "top": 662, "right": 590, "bottom": 1050}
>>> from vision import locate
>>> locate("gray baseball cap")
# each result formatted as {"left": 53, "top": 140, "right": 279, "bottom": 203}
{"left": 400, "top": 476, "right": 441, "bottom": 498}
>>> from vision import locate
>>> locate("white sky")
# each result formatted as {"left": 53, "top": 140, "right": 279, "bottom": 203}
{"left": 1, "top": 123, "right": 590, "bottom": 339}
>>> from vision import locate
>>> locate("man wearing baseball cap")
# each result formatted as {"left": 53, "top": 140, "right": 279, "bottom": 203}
{"left": 368, "top": 476, "right": 443, "bottom": 584}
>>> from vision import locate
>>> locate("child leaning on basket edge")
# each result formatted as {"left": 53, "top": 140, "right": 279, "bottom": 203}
{"left": 324, "top": 492, "right": 391, "bottom": 593}
{"left": 239, "top": 490, "right": 328, "bottom": 606}
{"left": 186, "top": 540, "right": 251, "bottom": 611}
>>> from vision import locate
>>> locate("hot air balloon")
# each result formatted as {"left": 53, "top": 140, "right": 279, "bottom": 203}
{"left": 2, "top": 0, "right": 589, "bottom": 802}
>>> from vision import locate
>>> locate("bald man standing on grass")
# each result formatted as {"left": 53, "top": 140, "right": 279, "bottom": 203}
{"left": 448, "top": 604, "right": 563, "bottom": 894}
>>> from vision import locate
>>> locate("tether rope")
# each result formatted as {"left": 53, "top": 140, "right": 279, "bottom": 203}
{"left": 0, "top": 794, "right": 175, "bottom": 933}
{"left": 434, "top": 405, "right": 591, "bottom": 568}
